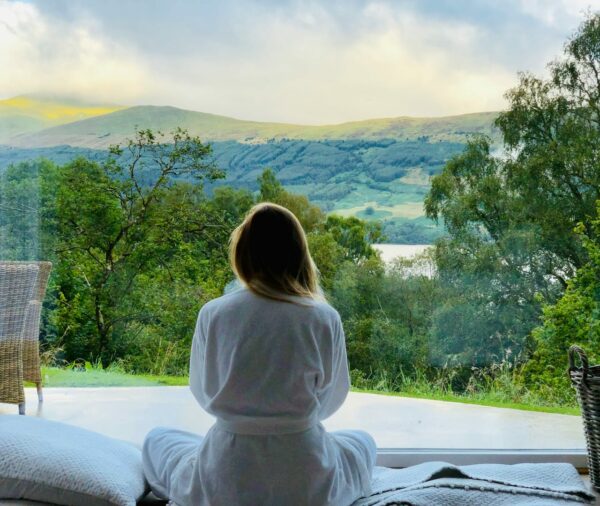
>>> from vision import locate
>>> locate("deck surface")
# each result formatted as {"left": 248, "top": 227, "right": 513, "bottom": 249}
{"left": 0, "top": 386, "right": 586, "bottom": 450}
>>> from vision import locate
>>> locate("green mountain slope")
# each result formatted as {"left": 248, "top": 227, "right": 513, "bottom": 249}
{"left": 7, "top": 104, "right": 498, "bottom": 148}
{"left": 1, "top": 99, "right": 501, "bottom": 243}
{"left": 0, "top": 95, "right": 123, "bottom": 142}
{"left": 0, "top": 137, "right": 464, "bottom": 243}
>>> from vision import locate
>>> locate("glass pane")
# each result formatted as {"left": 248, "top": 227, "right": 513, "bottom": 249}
{"left": 1, "top": 3, "right": 597, "bottom": 458}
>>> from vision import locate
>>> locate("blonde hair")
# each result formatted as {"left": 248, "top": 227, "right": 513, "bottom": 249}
{"left": 229, "top": 202, "right": 323, "bottom": 302}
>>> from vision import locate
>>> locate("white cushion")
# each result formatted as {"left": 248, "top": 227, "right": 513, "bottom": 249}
{"left": 0, "top": 416, "right": 148, "bottom": 506}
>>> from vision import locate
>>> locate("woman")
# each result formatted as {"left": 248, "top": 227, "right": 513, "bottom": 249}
{"left": 142, "top": 203, "right": 377, "bottom": 506}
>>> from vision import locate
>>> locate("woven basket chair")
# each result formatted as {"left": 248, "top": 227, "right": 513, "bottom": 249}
{"left": 0, "top": 263, "right": 39, "bottom": 415}
{"left": 569, "top": 345, "right": 600, "bottom": 490}
{"left": 19, "top": 262, "right": 52, "bottom": 401}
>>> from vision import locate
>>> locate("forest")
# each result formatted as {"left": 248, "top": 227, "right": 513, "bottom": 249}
{"left": 0, "top": 136, "right": 460, "bottom": 243}
{"left": 0, "top": 14, "right": 598, "bottom": 409}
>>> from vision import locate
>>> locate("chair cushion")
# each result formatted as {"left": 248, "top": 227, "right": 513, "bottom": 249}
{"left": 0, "top": 416, "right": 148, "bottom": 506}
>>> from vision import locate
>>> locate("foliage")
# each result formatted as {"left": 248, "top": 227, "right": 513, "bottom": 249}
{"left": 349, "top": 364, "right": 578, "bottom": 414}
{"left": 322, "top": 215, "right": 383, "bottom": 262}
{"left": 423, "top": 13, "right": 600, "bottom": 379}
{"left": 48, "top": 129, "right": 226, "bottom": 366}
{"left": 0, "top": 158, "right": 59, "bottom": 261}
{"left": 0, "top": 129, "right": 230, "bottom": 370}
{"left": 0, "top": 136, "right": 460, "bottom": 244}
{"left": 330, "top": 254, "right": 436, "bottom": 382}
{"left": 524, "top": 203, "right": 600, "bottom": 400}
{"left": 0, "top": 148, "right": 382, "bottom": 374}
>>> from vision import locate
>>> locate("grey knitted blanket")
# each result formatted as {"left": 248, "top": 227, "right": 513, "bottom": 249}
{"left": 352, "top": 462, "right": 595, "bottom": 505}
{"left": 6, "top": 462, "right": 588, "bottom": 505}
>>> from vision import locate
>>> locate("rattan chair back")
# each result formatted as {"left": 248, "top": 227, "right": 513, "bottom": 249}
{"left": 569, "top": 345, "right": 600, "bottom": 490}
{"left": 21, "top": 262, "right": 52, "bottom": 384}
{"left": 0, "top": 263, "right": 39, "bottom": 407}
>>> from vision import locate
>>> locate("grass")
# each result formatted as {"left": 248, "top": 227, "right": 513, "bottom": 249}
{"left": 349, "top": 367, "right": 580, "bottom": 415}
{"left": 30, "top": 366, "right": 580, "bottom": 415}
{"left": 349, "top": 386, "right": 580, "bottom": 416}
{"left": 30, "top": 366, "right": 188, "bottom": 387}
{"left": 340, "top": 202, "right": 423, "bottom": 220}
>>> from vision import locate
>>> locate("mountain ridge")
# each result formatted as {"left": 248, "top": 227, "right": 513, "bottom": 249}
{"left": 4, "top": 100, "right": 499, "bottom": 148}
{"left": 0, "top": 95, "right": 124, "bottom": 142}
{"left": 0, "top": 96, "right": 501, "bottom": 243}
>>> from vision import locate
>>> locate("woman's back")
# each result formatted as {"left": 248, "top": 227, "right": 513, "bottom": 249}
{"left": 190, "top": 287, "right": 348, "bottom": 434}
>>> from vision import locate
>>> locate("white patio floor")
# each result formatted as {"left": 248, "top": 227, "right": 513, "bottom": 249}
{"left": 0, "top": 386, "right": 586, "bottom": 452}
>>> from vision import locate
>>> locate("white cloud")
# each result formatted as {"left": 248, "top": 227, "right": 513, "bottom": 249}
{"left": 0, "top": 0, "right": 151, "bottom": 104}
{"left": 0, "top": 0, "right": 592, "bottom": 122}
{"left": 517, "top": 0, "right": 592, "bottom": 26}
{"left": 152, "top": 1, "right": 518, "bottom": 122}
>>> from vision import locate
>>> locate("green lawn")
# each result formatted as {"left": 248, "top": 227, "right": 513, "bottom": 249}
{"left": 31, "top": 367, "right": 580, "bottom": 416}
{"left": 349, "top": 387, "right": 580, "bottom": 416}
{"left": 33, "top": 366, "right": 188, "bottom": 387}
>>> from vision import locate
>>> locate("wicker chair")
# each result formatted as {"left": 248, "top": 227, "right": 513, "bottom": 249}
{"left": 1, "top": 261, "right": 52, "bottom": 404}
{"left": 21, "top": 262, "right": 52, "bottom": 402}
{"left": 0, "top": 263, "right": 39, "bottom": 415}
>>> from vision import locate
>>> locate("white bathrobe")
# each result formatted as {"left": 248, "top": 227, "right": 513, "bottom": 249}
{"left": 142, "top": 286, "right": 377, "bottom": 506}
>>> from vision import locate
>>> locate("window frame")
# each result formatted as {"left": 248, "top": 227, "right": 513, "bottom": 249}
{"left": 376, "top": 448, "right": 588, "bottom": 468}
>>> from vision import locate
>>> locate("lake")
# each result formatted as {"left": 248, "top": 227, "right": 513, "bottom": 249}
{"left": 372, "top": 244, "right": 431, "bottom": 263}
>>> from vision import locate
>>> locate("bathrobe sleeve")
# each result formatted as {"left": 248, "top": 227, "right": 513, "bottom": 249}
{"left": 189, "top": 308, "right": 210, "bottom": 408}
{"left": 317, "top": 312, "right": 351, "bottom": 421}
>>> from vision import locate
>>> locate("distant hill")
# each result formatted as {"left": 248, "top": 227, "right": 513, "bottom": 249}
{"left": 0, "top": 96, "right": 502, "bottom": 244}
{"left": 0, "top": 95, "right": 123, "bottom": 143}
{"left": 7, "top": 104, "right": 499, "bottom": 148}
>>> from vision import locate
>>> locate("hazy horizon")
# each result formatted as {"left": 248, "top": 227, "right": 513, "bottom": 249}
{"left": 0, "top": 92, "right": 503, "bottom": 125}
{"left": 1, "top": 0, "right": 593, "bottom": 124}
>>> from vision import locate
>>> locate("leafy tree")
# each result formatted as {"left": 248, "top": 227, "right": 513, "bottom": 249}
{"left": 524, "top": 202, "right": 600, "bottom": 400}
{"left": 0, "top": 159, "right": 60, "bottom": 261}
{"left": 323, "top": 215, "right": 383, "bottom": 263}
{"left": 52, "top": 128, "right": 224, "bottom": 363}
{"left": 424, "top": 12, "right": 600, "bottom": 368}
{"left": 257, "top": 168, "right": 284, "bottom": 202}
{"left": 330, "top": 254, "right": 435, "bottom": 381}
{"left": 210, "top": 186, "right": 254, "bottom": 225}
{"left": 306, "top": 231, "right": 345, "bottom": 292}
{"left": 495, "top": 13, "right": 600, "bottom": 274}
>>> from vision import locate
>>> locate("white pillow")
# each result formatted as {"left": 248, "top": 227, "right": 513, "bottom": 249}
{"left": 0, "top": 416, "right": 148, "bottom": 506}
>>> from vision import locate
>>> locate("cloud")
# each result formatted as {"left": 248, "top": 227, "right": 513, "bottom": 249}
{"left": 0, "top": 0, "right": 593, "bottom": 122}
{"left": 517, "top": 0, "right": 592, "bottom": 27}
{"left": 0, "top": 0, "right": 152, "bottom": 104}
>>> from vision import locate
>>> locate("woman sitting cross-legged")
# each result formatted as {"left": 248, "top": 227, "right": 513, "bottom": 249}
{"left": 142, "top": 202, "right": 377, "bottom": 506}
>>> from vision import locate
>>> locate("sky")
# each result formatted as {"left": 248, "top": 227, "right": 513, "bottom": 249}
{"left": 0, "top": 0, "right": 596, "bottom": 123}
